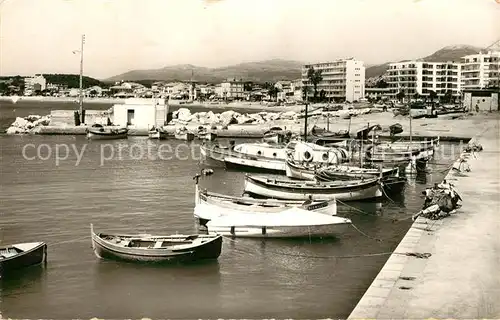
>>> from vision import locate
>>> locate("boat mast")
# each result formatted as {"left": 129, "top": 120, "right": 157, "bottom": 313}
{"left": 304, "top": 93, "right": 308, "bottom": 142}
{"left": 79, "top": 34, "right": 85, "bottom": 124}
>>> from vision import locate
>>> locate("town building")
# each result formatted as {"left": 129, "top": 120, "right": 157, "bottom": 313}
{"left": 301, "top": 58, "right": 365, "bottom": 102}
{"left": 386, "top": 61, "right": 462, "bottom": 100}
{"left": 274, "top": 80, "right": 293, "bottom": 101}
{"left": 462, "top": 89, "right": 499, "bottom": 112}
{"left": 461, "top": 51, "right": 500, "bottom": 90}
{"left": 220, "top": 78, "right": 244, "bottom": 99}
{"left": 112, "top": 98, "right": 170, "bottom": 130}
{"left": 365, "top": 87, "right": 392, "bottom": 101}
{"left": 24, "top": 75, "right": 47, "bottom": 94}
{"left": 291, "top": 79, "right": 303, "bottom": 101}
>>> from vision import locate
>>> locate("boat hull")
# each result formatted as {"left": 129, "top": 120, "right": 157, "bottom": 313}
{"left": 91, "top": 233, "right": 222, "bottom": 264}
{"left": 198, "top": 132, "right": 217, "bottom": 141}
{"left": 148, "top": 131, "right": 167, "bottom": 140}
{"left": 175, "top": 132, "right": 195, "bottom": 141}
{"left": 87, "top": 129, "right": 128, "bottom": 140}
{"left": 244, "top": 176, "right": 382, "bottom": 201}
{"left": 224, "top": 156, "right": 286, "bottom": 173}
{"left": 0, "top": 242, "right": 47, "bottom": 275}
{"left": 206, "top": 223, "right": 351, "bottom": 238}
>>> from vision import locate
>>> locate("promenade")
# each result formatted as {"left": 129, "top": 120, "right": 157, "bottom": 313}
{"left": 348, "top": 114, "right": 500, "bottom": 319}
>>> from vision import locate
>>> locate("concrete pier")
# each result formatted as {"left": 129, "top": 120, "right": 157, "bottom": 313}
{"left": 348, "top": 115, "right": 500, "bottom": 319}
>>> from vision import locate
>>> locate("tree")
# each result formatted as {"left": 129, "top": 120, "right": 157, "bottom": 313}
{"left": 267, "top": 85, "right": 279, "bottom": 101}
{"left": 307, "top": 66, "right": 323, "bottom": 102}
{"left": 414, "top": 93, "right": 421, "bottom": 101}
{"left": 375, "top": 79, "right": 388, "bottom": 88}
{"left": 319, "top": 89, "right": 326, "bottom": 102}
{"left": 443, "top": 90, "right": 453, "bottom": 103}
{"left": 429, "top": 90, "right": 438, "bottom": 102}
{"left": 396, "top": 91, "right": 405, "bottom": 102}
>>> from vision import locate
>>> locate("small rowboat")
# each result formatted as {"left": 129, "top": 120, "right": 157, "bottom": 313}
{"left": 90, "top": 224, "right": 222, "bottom": 263}
{"left": 148, "top": 127, "right": 167, "bottom": 140}
{"left": 206, "top": 207, "right": 352, "bottom": 238}
{"left": 0, "top": 242, "right": 47, "bottom": 276}
{"left": 86, "top": 124, "right": 128, "bottom": 140}
{"left": 175, "top": 128, "right": 195, "bottom": 141}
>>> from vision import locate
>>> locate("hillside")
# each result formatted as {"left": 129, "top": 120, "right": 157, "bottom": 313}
{"left": 106, "top": 59, "right": 303, "bottom": 83}
{"left": 42, "top": 74, "right": 110, "bottom": 88}
{"left": 365, "top": 44, "right": 484, "bottom": 80}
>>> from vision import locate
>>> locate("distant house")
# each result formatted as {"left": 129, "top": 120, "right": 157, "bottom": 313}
{"left": 24, "top": 75, "right": 47, "bottom": 95}
{"left": 462, "top": 89, "right": 499, "bottom": 112}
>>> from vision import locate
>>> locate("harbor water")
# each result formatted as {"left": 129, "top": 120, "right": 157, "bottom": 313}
{"left": 0, "top": 101, "right": 458, "bottom": 319}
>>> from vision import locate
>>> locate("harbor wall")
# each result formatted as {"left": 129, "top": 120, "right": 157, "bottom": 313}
{"left": 348, "top": 115, "right": 500, "bottom": 319}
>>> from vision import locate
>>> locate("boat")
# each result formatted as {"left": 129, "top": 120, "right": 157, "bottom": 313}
{"left": 380, "top": 175, "right": 407, "bottom": 195}
{"left": 262, "top": 127, "right": 292, "bottom": 144}
{"left": 202, "top": 140, "right": 350, "bottom": 173}
{"left": 193, "top": 175, "right": 337, "bottom": 225}
{"left": 196, "top": 127, "right": 217, "bottom": 141}
{"left": 285, "top": 159, "right": 399, "bottom": 181}
{"left": 0, "top": 242, "right": 47, "bottom": 275}
{"left": 243, "top": 175, "right": 382, "bottom": 201}
{"left": 174, "top": 128, "right": 195, "bottom": 141}
{"left": 90, "top": 224, "right": 222, "bottom": 263}
{"left": 86, "top": 124, "right": 128, "bottom": 140}
{"left": 205, "top": 207, "right": 352, "bottom": 238}
{"left": 148, "top": 126, "right": 167, "bottom": 140}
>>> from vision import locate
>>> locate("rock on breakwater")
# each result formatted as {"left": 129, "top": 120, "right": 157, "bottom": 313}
{"left": 5, "top": 115, "right": 51, "bottom": 134}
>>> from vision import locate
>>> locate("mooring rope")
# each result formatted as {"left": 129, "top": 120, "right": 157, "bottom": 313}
{"left": 349, "top": 223, "right": 384, "bottom": 242}
{"left": 222, "top": 236, "right": 392, "bottom": 259}
{"left": 48, "top": 235, "right": 89, "bottom": 247}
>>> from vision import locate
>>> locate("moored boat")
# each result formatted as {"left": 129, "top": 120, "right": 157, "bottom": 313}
{"left": 174, "top": 128, "right": 195, "bottom": 141}
{"left": 285, "top": 159, "right": 399, "bottom": 181}
{"left": 206, "top": 207, "right": 352, "bottom": 238}
{"left": 86, "top": 124, "right": 128, "bottom": 140}
{"left": 197, "top": 127, "right": 217, "bottom": 141}
{"left": 148, "top": 126, "right": 167, "bottom": 140}
{"left": 90, "top": 224, "right": 222, "bottom": 263}
{"left": 193, "top": 175, "right": 337, "bottom": 225}
{"left": 243, "top": 175, "right": 382, "bottom": 201}
{"left": 0, "top": 242, "right": 47, "bottom": 276}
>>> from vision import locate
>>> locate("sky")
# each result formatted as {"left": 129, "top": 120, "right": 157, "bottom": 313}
{"left": 0, "top": 0, "right": 499, "bottom": 79}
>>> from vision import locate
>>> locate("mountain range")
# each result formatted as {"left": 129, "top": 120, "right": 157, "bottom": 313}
{"left": 106, "top": 45, "right": 486, "bottom": 84}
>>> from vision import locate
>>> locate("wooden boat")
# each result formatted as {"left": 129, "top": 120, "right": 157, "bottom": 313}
{"left": 201, "top": 141, "right": 350, "bottom": 174}
{"left": 380, "top": 176, "right": 406, "bottom": 195}
{"left": 285, "top": 159, "right": 399, "bottom": 181}
{"left": 90, "top": 224, "right": 222, "bottom": 263}
{"left": 205, "top": 207, "right": 352, "bottom": 238}
{"left": 86, "top": 124, "right": 128, "bottom": 140}
{"left": 243, "top": 175, "right": 382, "bottom": 201}
{"left": 148, "top": 127, "right": 167, "bottom": 140}
{"left": 0, "top": 242, "right": 47, "bottom": 275}
{"left": 197, "top": 127, "right": 217, "bottom": 141}
{"left": 194, "top": 176, "right": 337, "bottom": 225}
{"left": 174, "top": 128, "right": 195, "bottom": 141}
{"left": 262, "top": 128, "right": 292, "bottom": 144}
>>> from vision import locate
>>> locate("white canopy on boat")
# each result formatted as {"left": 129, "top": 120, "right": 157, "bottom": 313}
{"left": 206, "top": 207, "right": 351, "bottom": 228}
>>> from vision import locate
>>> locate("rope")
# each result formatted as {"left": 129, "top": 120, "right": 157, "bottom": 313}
{"left": 380, "top": 182, "right": 398, "bottom": 204}
{"left": 336, "top": 199, "right": 371, "bottom": 215}
{"left": 48, "top": 235, "right": 89, "bottom": 247}
{"left": 350, "top": 223, "right": 384, "bottom": 242}
{"left": 223, "top": 236, "right": 391, "bottom": 259}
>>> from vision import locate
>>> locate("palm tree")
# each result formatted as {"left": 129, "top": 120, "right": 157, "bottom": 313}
{"left": 396, "top": 91, "right": 405, "bottom": 102}
{"left": 307, "top": 66, "right": 323, "bottom": 102}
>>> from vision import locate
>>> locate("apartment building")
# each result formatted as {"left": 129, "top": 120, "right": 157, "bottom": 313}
{"left": 220, "top": 78, "right": 244, "bottom": 99}
{"left": 386, "top": 61, "right": 461, "bottom": 99}
{"left": 461, "top": 51, "right": 500, "bottom": 90}
{"left": 301, "top": 58, "right": 365, "bottom": 102}
{"left": 24, "top": 75, "right": 47, "bottom": 94}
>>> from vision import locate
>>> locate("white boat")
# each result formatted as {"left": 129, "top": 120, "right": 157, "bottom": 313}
{"left": 202, "top": 140, "right": 350, "bottom": 173}
{"left": 244, "top": 175, "right": 382, "bottom": 201}
{"left": 205, "top": 207, "right": 352, "bottom": 238}
{"left": 285, "top": 159, "right": 399, "bottom": 181}
{"left": 194, "top": 178, "right": 337, "bottom": 225}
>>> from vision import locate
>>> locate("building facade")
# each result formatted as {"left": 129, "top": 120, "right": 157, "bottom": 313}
{"left": 220, "top": 78, "right": 244, "bottom": 99}
{"left": 24, "top": 75, "right": 47, "bottom": 94}
{"left": 113, "top": 98, "right": 169, "bottom": 129}
{"left": 386, "top": 61, "right": 462, "bottom": 99}
{"left": 461, "top": 51, "right": 500, "bottom": 90}
{"left": 301, "top": 58, "right": 365, "bottom": 102}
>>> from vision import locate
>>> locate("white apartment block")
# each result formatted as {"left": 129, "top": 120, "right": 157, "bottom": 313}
{"left": 386, "top": 61, "right": 461, "bottom": 98}
{"left": 24, "top": 74, "right": 47, "bottom": 93}
{"left": 220, "top": 78, "right": 244, "bottom": 99}
{"left": 461, "top": 51, "right": 500, "bottom": 90}
{"left": 301, "top": 58, "right": 365, "bottom": 102}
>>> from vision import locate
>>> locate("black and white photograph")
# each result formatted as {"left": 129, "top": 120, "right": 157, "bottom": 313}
{"left": 0, "top": 0, "right": 499, "bottom": 319}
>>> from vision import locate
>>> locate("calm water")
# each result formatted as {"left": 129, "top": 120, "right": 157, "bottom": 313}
{"left": 0, "top": 102, "right": 455, "bottom": 319}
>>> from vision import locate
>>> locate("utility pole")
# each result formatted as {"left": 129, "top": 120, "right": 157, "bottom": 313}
{"left": 79, "top": 34, "right": 85, "bottom": 124}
